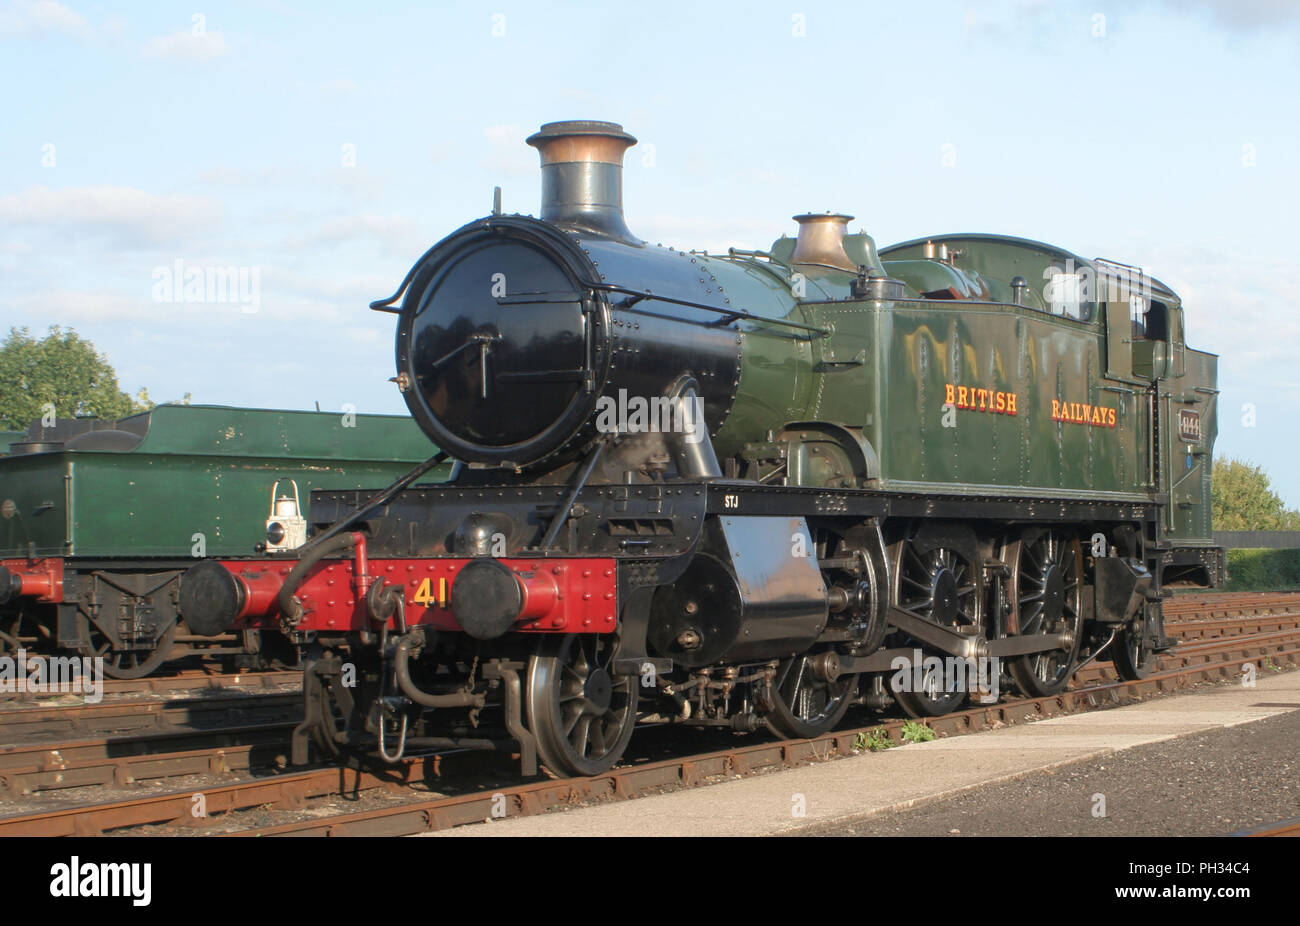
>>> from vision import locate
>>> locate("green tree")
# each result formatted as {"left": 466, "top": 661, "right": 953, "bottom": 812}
{"left": 0, "top": 326, "right": 155, "bottom": 430}
{"left": 130, "top": 387, "right": 193, "bottom": 411}
{"left": 1212, "top": 457, "right": 1300, "bottom": 530}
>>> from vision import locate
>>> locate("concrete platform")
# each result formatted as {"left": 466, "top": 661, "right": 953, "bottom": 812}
{"left": 431, "top": 669, "right": 1300, "bottom": 837}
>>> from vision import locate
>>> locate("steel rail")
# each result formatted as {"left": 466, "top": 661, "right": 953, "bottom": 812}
{"left": 3, "top": 600, "right": 1296, "bottom": 837}
{"left": 1167, "top": 615, "right": 1300, "bottom": 639}
{"left": 0, "top": 692, "right": 301, "bottom": 742}
{"left": 0, "top": 725, "right": 297, "bottom": 797}
{"left": 0, "top": 669, "right": 300, "bottom": 703}
{"left": 226, "top": 640, "right": 1300, "bottom": 837}
{"left": 6, "top": 620, "right": 1294, "bottom": 799}
{"left": 0, "top": 756, "right": 445, "bottom": 836}
{"left": 1165, "top": 592, "right": 1300, "bottom": 619}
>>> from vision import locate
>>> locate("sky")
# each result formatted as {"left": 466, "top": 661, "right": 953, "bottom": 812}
{"left": 2, "top": 0, "right": 1299, "bottom": 504}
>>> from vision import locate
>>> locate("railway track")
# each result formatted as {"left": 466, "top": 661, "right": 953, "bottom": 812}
{"left": 1164, "top": 591, "right": 1300, "bottom": 619}
{"left": 1165, "top": 614, "right": 1300, "bottom": 640}
{"left": 0, "top": 758, "right": 444, "bottom": 837}
{"left": 0, "top": 725, "right": 297, "bottom": 798}
{"left": 0, "top": 690, "right": 301, "bottom": 742}
{"left": 2, "top": 610, "right": 1291, "bottom": 803}
{"left": 1, "top": 602, "right": 1295, "bottom": 837}
{"left": 0, "top": 669, "right": 301, "bottom": 705}
{"left": 1075, "top": 621, "right": 1300, "bottom": 686}
{"left": 228, "top": 639, "right": 1300, "bottom": 837}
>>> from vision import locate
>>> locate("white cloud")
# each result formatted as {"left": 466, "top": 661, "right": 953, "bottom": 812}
{"left": 1158, "top": 0, "right": 1300, "bottom": 31}
{"left": 143, "top": 29, "right": 229, "bottom": 61}
{"left": 636, "top": 213, "right": 786, "bottom": 254}
{"left": 11, "top": 289, "right": 159, "bottom": 324}
{"left": 960, "top": 0, "right": 1063, "bottom": 44}
{"left": 0, "top": 0, "right": 87, "bottom": 37}
{"left": 191, "top": 163, "right": 388, "bottom": 201}
{"left": 284, "top": 212, "right": 422, "bottom": 256}
{"left": 270, "top": 267, "right": 402, "bottom": 306}
{"left": 0, "top": 184, "right": 225, "bottom": 247}
{"left": 5, "top": 278, "right": 363, "bottom": 331}
{"left": 12, "top": 289, "right": 148, "bottom": 328}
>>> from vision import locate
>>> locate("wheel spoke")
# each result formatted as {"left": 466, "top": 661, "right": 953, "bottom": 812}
{"left": 575, "top": 714, "right": 595, "bottom": 757}
{"left": 1007, "top": 534, "right": 1082, "bottom": 696}
{"left": 530, "top": 635, "right": 641, "bottom": 774}
{"left": 888, "top": 535, "right": 984, "bottom": 716}
{"left": 786, "top": 658, "right": 808, "bottom": 701}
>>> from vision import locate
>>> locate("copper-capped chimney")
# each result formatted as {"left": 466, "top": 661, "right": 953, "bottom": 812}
{"left": 790, "top": 213, "right": 856, "bottom": 272}
{"left": 526, "top": 120, "right": 639, "bottom": 244}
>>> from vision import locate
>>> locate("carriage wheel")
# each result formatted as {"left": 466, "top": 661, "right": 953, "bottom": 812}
{"left": 526, "top": 634, "right": 638, "bottom": 777}
{"left": 0, "top": 609, "right": 25, "bottom": 656}
{"left": 890, "top": 538, "right": 982, "bottom": 718}
{"left": 77, "top": 616, "right": 178, "bottom": 679}
{"left": 1005, "top": 530, "right": 1084, "bottom": 697}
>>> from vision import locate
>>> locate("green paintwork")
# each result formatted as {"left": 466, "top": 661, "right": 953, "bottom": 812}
{"left": 1165, "top": 347, "right": 1217, "bottom": 541}
{"left": 0, "top": 404, "right": 447, "bottom": 558}
{"left": 686, "top": 232, "right": 1217, "bottom": 544}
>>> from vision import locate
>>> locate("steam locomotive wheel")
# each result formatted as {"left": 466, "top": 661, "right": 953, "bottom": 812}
{"left": 1112, "top": 619, "right": 1156, "bottom": 680}
{"left": 1006, "top": 530, "right": 1084, "bottom": 697}
{"left": 890, "top": 539, "right": 982, "bottom": 718}
{"left": 76, "top": 617, "right": 178, "bottom": 679}
{"left": 526, "top": 634, "right": 638, "bottom": 777}
{"left": 766, "top": 652, "right": 856, "bottom": 738}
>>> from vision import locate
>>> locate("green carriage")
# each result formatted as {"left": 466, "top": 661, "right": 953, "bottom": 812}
{"left": 0, "top": 404, "right": 445, "bottom": 676}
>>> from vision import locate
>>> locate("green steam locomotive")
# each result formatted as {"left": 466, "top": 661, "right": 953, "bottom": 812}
{"left": 178, "top": 120, "right": 1221, "bottom": 777}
